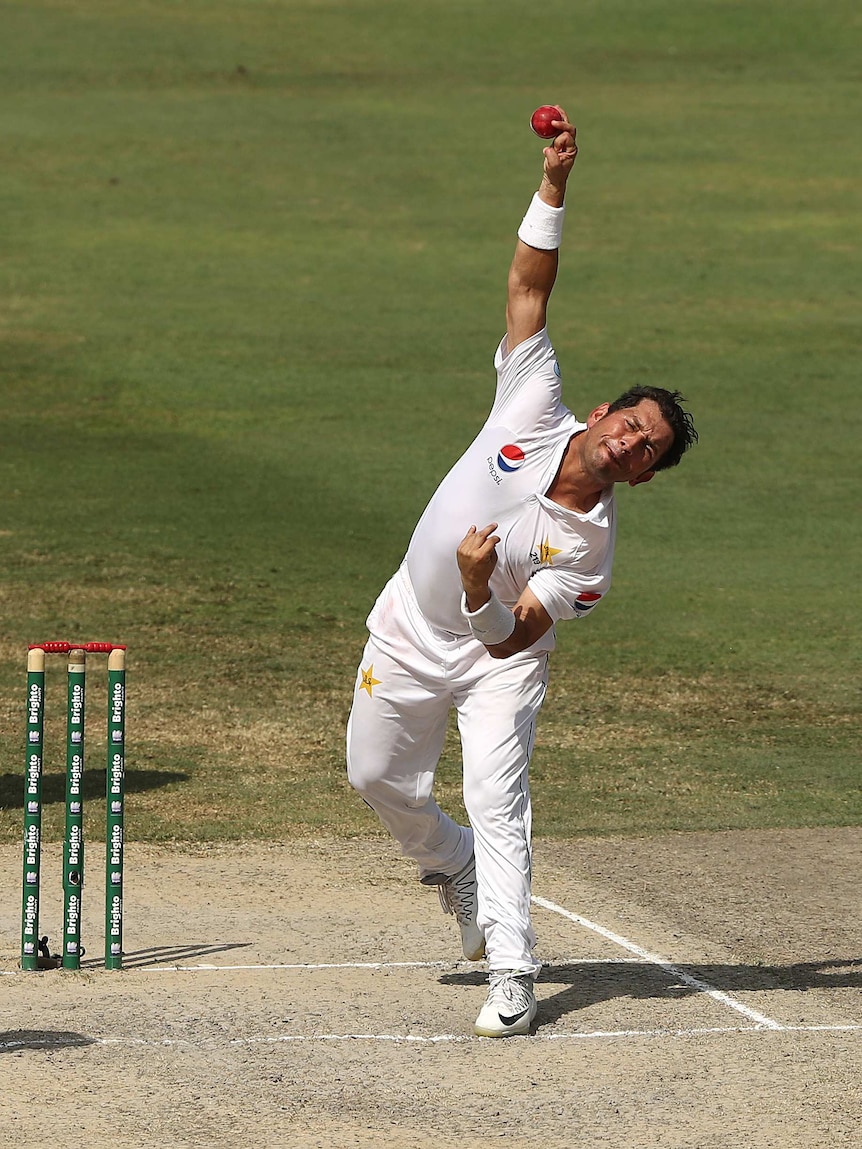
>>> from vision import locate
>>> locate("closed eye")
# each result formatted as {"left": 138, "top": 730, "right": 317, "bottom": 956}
{"left": 627, "top": 418, "right": 655, "bottom": 455}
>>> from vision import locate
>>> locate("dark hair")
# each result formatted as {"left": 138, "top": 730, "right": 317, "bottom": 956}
{"left": 607, "top": 386, "right": 698, "bottom": 472}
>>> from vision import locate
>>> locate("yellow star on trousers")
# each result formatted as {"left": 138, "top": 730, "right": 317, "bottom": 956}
{"left": 538, "top": 538, "right": 562, "bottom": 565}
{"left": 359, "top": 665, "right": 381, "bottom": 697}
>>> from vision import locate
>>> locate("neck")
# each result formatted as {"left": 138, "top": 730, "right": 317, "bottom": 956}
{"left": 545, "top": 434, "right": 604, "bottom": 513}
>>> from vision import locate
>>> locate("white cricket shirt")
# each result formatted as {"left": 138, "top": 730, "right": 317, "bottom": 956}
{"left": 404, "top": 328, "right": 616, "bottom": 651}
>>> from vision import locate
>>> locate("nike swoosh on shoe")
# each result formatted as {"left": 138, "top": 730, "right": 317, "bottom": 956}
{"left": 498, "top": 1010, "right": 529, "bottom": 1026}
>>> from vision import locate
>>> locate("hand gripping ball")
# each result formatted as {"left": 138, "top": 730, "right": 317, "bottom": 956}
{"left": 530, "top": 105, "right": 564, "bottom": 139}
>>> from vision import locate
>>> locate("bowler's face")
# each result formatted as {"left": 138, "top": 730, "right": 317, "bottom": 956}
{"left": 583, "top": 399, "right": 675, "bottom": 486}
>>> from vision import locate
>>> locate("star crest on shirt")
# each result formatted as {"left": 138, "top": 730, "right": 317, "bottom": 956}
{"left": 538, "top": 538, "right": 562, "bottom": 565}
{"left": 359, "top": 665, "right": 381, "bottom": 697}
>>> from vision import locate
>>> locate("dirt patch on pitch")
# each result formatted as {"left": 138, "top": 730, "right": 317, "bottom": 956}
{"left": 1, "top": 828, "right": 860, "bottom": 1148}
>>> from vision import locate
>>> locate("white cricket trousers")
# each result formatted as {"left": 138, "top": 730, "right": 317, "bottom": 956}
{"left": 346, "top": 563, "right": 548, "bottom": 977}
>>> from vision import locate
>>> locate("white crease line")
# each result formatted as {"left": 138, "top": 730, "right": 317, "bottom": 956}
{"left": 235, "top": 1023, "right": 862, "bottom": 1045}
{"left": 144, "top": 961, "right": 457, "bottom": 972}
{"left": 231, "top": 1026, "right": 755, "bottom": 1046}
{"left": 137, "top": 957, "right": 646, "bottom": 973}
{"left": 3, "top": 1024, "right": 860, "bottom": 1052}
{"left": 531, "top": 894, "right": 785, "bottom": 1031}
{"left": 2, "top": 958, "right": 646, "bottom": 977}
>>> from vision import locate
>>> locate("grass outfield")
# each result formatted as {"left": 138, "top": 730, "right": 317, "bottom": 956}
{"left": 0, "top": 0, "right": 858, "bottom": 844}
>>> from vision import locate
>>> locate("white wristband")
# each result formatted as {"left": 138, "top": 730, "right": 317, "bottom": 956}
{"left": 461, "top": 591, "right": 516, "bottom": 646}
{"left": 517, "top": 192, "right": 565, "bottom": 251}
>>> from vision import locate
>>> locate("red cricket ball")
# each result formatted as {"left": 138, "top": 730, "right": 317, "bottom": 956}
{"left": 530, "top": 105, "right": 564, "bottom": 139}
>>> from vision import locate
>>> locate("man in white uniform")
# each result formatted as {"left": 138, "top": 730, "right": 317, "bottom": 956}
{"left": 346, "top": 110, "right": 697, "bottom": 1037}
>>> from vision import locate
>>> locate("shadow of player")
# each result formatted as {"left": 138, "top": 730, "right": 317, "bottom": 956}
{"left": 440, "top": 957, "right": 862, "bottom": 1026}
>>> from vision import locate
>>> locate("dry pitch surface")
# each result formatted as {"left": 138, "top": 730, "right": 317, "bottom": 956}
{"left": 1, "top": 829, "right": 860, "bottom": 1148}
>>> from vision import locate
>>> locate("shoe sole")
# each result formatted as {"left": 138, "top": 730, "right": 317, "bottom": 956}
{"left": 474, "top": 1004, "right": 537, "bottom": 1038}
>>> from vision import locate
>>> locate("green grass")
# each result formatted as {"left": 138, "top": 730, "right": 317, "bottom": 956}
{"left": 0, "top": 0, "right": 859, "bottom": 844}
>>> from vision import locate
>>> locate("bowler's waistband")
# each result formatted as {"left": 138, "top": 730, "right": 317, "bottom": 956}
{"left": 395, "top": 561, "right": 471, "bottom": 649}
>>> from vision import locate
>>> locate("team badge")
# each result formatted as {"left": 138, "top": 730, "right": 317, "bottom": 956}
{"left": 497, "top": 444, "right": 525, "bottom": 473}
{"left": 538, "top": 538, "right": 562, "bottom": 565}
{"left": 573, "top": 592, "right": 602, "bottom": 616}
{"left": 359, "top": 666, "right": 381, "bottom": 697}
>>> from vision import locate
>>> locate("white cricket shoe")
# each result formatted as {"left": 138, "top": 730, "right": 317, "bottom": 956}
{"left": 474, "top": 971, "right": 537, "bottom": 1038}
{"left": 421, "top": 857, "right": 485, "bottom": 961}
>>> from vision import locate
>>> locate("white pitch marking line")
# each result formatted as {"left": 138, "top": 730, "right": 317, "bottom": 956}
{"left": 531, "top": 894, "right": 785, "bottom": 1031}
{"left": 143, "top": 961, "right": 454, "bottom": 972}
{"left": 2, "top": 958, "right": 646, "bottom": 977}
{"left": 232, "top": 1026, "right": 757, "bottom": 1046}
{"left": 139, "top": 957, "right": 646, "bottom": 973}
{"left": 236, "top": 1023, "right": 862, "bottom": 1046}
{"left": 3, "top": 1023, "right": 860, "bottom": 1052}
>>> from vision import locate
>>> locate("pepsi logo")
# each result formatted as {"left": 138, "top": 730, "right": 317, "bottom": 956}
{"left": 497, "top": 444, "right": 525, "bottom": 473}
{"left": 574, "top": 592, "right": 602, "bottom": 615}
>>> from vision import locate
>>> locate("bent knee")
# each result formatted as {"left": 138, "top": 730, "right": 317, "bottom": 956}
{"left": 347, "top": 752, "right": 393, "bottom": 799}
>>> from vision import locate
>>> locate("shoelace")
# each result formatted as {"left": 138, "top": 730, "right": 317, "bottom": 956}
{"left": 486, "top": 972, "right": 534, "bottom": 1013}
{"left": 437, "top": 867, "right": 476, "bottom": 926}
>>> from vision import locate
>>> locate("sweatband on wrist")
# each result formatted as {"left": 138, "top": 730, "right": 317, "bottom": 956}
{"left": 517, "top": 192, "right": 566, "bottom": 250}
{"left": 461, "top": 591, "right": 516, "bottom": 646}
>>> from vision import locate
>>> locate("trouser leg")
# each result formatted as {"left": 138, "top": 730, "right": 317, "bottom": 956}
{"left": 346, "top": 635, "right": 473, "bottom": 876}
{"left": 456, "top": 653, "right": 548, "bottom": 978}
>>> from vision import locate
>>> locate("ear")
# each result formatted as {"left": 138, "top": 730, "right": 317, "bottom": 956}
{"left": 628, "top": 470, "right": 655, "bottom": 488}
{"left": 586, "top": 402, "right": 611, "bottom": 427}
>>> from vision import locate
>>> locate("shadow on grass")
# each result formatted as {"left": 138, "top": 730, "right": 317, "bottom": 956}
{"left": 441, "top": 958, "right": 862, "bottom": 1026}
{"left": 0, "top": 768, "right": 188, "bottom": 809}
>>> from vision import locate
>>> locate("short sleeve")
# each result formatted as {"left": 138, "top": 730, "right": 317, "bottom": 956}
{"left": 489, "top": 329, "right": 563, "bottom": 430}
{"left": 527, "top": 566, "right": 609, "bottom": 623}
